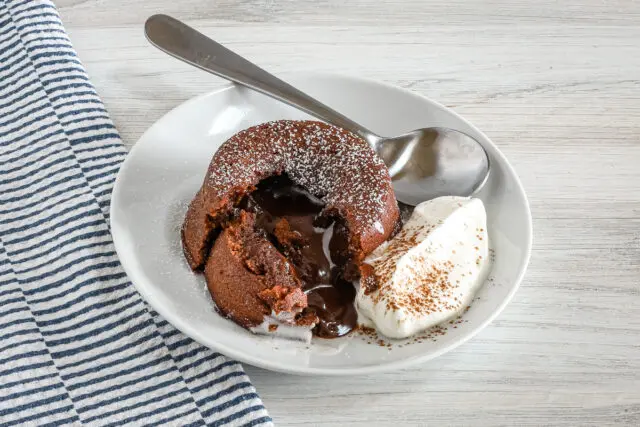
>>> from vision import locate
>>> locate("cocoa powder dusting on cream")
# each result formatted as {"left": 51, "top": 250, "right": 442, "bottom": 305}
{"left": 365, "top": 224, "right": 463, "bottom": 317}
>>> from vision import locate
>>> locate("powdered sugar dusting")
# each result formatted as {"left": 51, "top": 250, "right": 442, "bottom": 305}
{"left": 205, "top": 120, "right": 393, "bottom": 231}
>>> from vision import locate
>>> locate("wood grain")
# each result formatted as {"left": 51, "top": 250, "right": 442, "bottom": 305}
{"left": 56, "top": 0, "right": 640, "bottom": 425}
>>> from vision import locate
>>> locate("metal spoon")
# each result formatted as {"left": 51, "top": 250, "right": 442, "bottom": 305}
{"left": 144, "top": 14, "right": 490, "bottom": 206}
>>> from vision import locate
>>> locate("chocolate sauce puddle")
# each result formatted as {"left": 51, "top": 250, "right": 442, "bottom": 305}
{"left": 241, "top": 174, "right": 357, "bottom": 338}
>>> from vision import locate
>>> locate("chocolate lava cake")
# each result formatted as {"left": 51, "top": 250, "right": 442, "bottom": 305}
{"left": 182, "top": 120, "right": 400, "bottom": 339}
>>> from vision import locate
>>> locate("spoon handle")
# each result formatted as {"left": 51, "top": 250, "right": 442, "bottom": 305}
{"left": 145, "top": 14, "right": 377, "bottom": 144}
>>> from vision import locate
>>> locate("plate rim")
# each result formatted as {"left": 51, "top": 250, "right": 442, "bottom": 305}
{"left": 110, "top": 72, "right": 533, "bottom": 375}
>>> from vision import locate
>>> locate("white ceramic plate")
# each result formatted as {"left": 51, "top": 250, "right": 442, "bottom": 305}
{"left": 111, "top": 73, "right": 532, "bottom": 375}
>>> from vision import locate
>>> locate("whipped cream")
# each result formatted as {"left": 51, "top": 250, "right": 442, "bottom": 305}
{"left": 356, "top": 196, "right": 490, "bottom": 339}
{"left": 250, "top": 311, "right": 313, "bottom": 344}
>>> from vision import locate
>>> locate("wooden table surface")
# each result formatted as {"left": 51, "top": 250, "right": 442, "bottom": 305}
{"left": 57, "top": 0, "right": 640, "bottom": 425}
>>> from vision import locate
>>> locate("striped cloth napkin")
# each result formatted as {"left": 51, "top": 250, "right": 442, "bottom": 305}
{"left": 0, "top": 1, "right": 272, "bottom": 425}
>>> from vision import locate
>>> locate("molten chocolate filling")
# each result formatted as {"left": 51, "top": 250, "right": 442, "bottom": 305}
{"left": 239, "top": 174, "right": 357, "bottom": 338}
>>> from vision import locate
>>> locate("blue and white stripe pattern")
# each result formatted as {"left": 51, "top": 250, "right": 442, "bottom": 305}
{"left": 0, "top": 1, "right": 272, "bottom": 425}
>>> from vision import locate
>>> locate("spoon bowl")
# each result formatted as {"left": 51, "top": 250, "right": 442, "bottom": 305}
{"left": 374, "top": 127, "right": 490, "bottom": 205}
{"left": 144, "top": 14, "right": 490, "bottom": 205}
